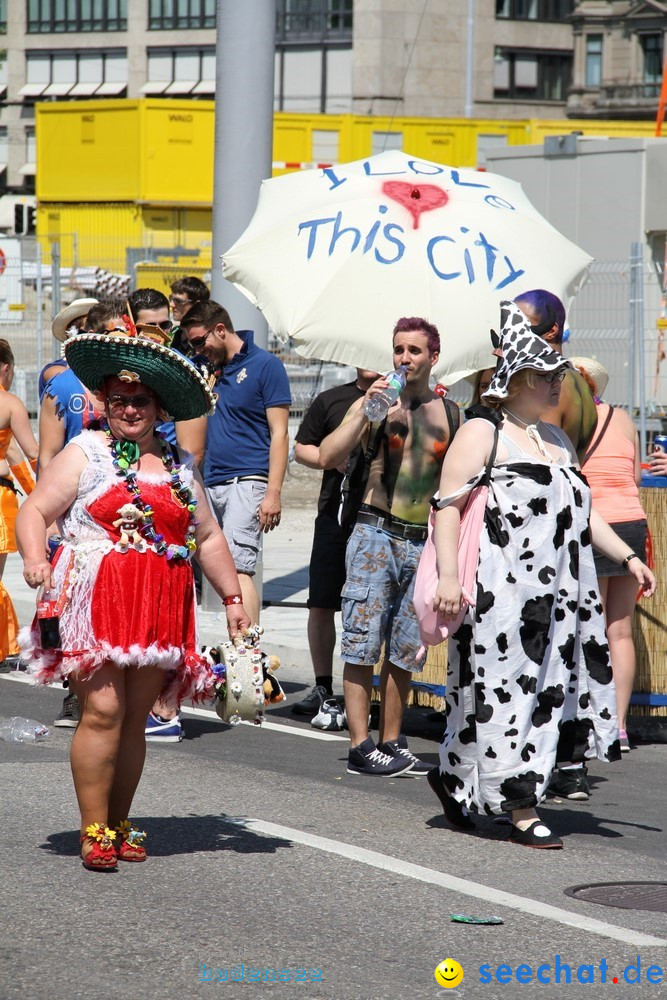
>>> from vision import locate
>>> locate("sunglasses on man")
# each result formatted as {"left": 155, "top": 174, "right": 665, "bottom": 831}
{"left": 186, "top": 327, "right": 216, "bottom": 352}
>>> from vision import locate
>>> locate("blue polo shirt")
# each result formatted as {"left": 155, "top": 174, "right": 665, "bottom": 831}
{"left": 204, "top": 330, "right": 291, "bottom": 485}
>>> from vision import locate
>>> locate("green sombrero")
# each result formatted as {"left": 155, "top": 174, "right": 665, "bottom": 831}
{"left": 64, "top": 330, "right": 215, "bottom": 421}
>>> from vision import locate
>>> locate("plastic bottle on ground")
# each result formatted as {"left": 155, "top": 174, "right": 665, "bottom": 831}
{"left": 363, "top": 365, "right": 408, "bottom": 422}
{"left": 0, "top": 717, "right": 50, "bottom": 743}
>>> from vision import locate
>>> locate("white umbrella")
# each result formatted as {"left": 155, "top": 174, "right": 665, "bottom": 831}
{"left": 222, "top": 150, "right": 592, "bottom": 383}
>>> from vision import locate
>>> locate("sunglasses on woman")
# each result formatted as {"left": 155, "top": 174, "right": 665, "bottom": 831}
{"left": 537, "top": 371, "right": 566, "bottom": 384}
{"left": 107, "top": 393, "right": 154, "bottom": 412}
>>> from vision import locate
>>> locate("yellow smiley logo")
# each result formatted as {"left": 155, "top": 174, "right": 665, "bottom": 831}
{"left": 434, "top": 959, "right": 464, "bottom": 988}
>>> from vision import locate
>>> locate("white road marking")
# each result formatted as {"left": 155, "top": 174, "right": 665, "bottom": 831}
{"left": 180, "top": 705, "right": 348, "bottom": 741}
{"left": 0, "top": 674, "right": 348, "bottom": 742}
{"left": 225, "top": 817, "right": 667, "bottom": 949}
{"left": 5, "top": 672, "right": 664, "bottom": 948}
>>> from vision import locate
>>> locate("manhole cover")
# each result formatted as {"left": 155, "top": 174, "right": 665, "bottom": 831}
{"left": 564, "top": 882, "right": 667, "bottom": 913}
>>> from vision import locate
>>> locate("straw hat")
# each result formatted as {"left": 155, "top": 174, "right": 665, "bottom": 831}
{"left": 51, "top": 298, "right": 98, "bottom": 343}
{"left": 64, "top": 328, "right": 215, "bottom": 421}
{"left": 568, "top": 356, "right": 609, "bottom": 397}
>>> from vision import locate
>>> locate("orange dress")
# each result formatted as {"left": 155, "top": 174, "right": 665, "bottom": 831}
{"left": 0, "top": 421, "right": 19, "bottom": 659}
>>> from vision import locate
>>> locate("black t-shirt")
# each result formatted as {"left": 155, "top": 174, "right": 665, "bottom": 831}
{"left": 295, "top": 380, "right": 366, "bottom": 518}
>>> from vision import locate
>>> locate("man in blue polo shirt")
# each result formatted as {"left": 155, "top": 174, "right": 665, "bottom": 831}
{"left": 181, "top": 300, "right": 291, "bottom": 622}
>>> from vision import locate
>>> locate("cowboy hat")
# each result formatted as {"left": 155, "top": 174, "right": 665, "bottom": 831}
{"left": 51, "top": 298, "right": 98, "bottom": 343}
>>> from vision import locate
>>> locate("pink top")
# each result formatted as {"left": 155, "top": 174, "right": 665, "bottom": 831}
{"left": 582, "top": 406, "right": 645, "bottom": 524}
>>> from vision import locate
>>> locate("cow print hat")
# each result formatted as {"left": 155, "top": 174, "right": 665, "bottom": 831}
{"left": 482, "top": 300, "right": 572, "bottom": 402}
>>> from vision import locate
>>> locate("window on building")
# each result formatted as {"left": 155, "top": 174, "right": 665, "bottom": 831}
{"left": 494, "top": 47, "right": 572, "bottom": 100}
{"left": 641, "top": 33, "right": 664, "bottom": 86}
{"left": 585, "top": 34, "right": 602, "bottom": 88}
{"left": 276, "top": 0, "right": 353, "bottom": 42}
{"left": 275, "top": 45, "right": 352, "bottom": 113}
{"left": 0, "top": 0, "right": 6, "bottom": 33}
{"left": 0, "top": 127, "right": 7, "bottom": 165}
{"left": 27, "top": 0, "right": 127, "bottom": 32}
{"left": 20, "top": 127, "right": 37, "bottom": 180}
{"left": 19, "top": 50, "right": 127, "bottom": 98}
{"left": 0, "top": 51, "right": 7, "bottom": 97}
{"left": 495, "top": 0, "right": 573, "bottom": 19}
{"left": 143, "top": 47, "right": 215, "bottom": 95}
{"left": 148, "top": 0, "right": 215, "bottom": 30}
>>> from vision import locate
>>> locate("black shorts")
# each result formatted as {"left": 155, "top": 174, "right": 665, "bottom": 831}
{"left": 593, "top": 518, "right": 648, "bottom": 577}
{"left": 308, "top": 513, "right": 347, "bottom": 610}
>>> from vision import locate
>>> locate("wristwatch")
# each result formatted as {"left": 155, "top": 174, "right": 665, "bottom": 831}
{"left": 621, "top": 553, "right": 638, "bottom": 568}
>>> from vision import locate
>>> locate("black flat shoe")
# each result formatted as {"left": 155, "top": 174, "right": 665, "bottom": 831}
{"left": 509, "top": 820, "right": 563, "bottom": 850}
{"left": 427, "top": 767, "right": 475, "bottom": 830}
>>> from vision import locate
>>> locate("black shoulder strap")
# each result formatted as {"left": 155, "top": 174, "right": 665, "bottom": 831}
{"left": 444, "top": 397, "right": 459, "bottom": 440}
{"left": 358, "top": 415, "right": 387, "bottom": 499}
{"left": 582, "top": 405, "right": 613, "bottom": 465}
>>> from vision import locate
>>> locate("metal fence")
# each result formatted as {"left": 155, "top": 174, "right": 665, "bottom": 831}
{"left": 2, "top": 238, "right": 665, "bottom": 442}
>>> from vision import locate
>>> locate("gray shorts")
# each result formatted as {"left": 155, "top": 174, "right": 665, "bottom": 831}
{"left": 340, "top": 522, "right": 425, "bottom": 673}
{"left": 206, "top": 480, "right": 266, "bottom": 575}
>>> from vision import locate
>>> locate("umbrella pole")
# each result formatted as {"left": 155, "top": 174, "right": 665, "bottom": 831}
{"left": 211, "top": 0, "right": 274, "bottom": 349}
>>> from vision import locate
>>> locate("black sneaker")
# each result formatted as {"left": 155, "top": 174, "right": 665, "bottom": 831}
{"left": 54, "top": 693, "right": 81, "bottom": 729}
{"left": 377, "top": 734, "right": 434, "bottom": 778}
{"left": 547, "top": 765, "right": 589, "bottom": 801}
{"left": 311, "top": 698, "right": 345, "bottom": 731}
{"left": 292, "top": 684, "right": 330, "bottom": 716}
{"left": 347, "top": 737, "right": 414, "bottom": 777}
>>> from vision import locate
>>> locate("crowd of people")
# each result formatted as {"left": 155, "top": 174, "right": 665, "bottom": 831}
{"left": 0, "top": 276, "right": 659, "bottom": 867}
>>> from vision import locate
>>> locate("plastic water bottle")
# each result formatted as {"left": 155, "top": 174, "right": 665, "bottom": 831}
{"left": 37, "top": 585, "right": 61, "bottom": 650}
{"left": 363, "top": 365, "right": 408, "bottom": 422}
{"left": 0, "top": 717, "right": 50, "bottom": 743}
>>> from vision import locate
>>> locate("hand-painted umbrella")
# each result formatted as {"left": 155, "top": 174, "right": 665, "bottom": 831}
{"left": 222, "top": 150, "right": 592, "bottom": 383}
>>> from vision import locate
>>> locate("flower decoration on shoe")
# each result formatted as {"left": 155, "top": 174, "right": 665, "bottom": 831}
{"left": 85, "top": 822, "right": 117, "bottom": 847}
{"left": 81, "top": 823, "right": 118, "bottom": 870}
{"left": 101, "top": 420, "right": 198, "bottom": 561}
{"left": 116, "top": 820, "right": 148, "bottom": 862}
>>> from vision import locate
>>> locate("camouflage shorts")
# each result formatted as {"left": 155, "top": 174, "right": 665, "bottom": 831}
{"left": 340, "top": 522, "right": 424, "bottom": 673}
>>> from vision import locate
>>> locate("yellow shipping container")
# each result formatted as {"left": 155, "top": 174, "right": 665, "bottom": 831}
{"left": 34, "top": 99, "right": 661, "bottom": 272}
{"left": 37, "top": 202, "right": 212, "bottom": 272}
{"left": 37, "top": 98, "right": 215, "bottom": 205}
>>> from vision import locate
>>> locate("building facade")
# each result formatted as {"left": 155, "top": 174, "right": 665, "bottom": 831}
{"left": 568, "top": 1, "right": 666, "bottom": 119}
{"left": 1, "top": 1, "right": 664, "bottom": 194}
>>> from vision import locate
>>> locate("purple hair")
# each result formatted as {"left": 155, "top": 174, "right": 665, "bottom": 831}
{"left": 514, "top": 289, "right": 566, "bottom": 343}
{"left": 392, "top": 316, "right": 440, "bottom": 357}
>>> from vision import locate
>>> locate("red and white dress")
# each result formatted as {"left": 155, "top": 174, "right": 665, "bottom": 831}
{"left": 21, "top": 430, "right": 211, "bottom": 702}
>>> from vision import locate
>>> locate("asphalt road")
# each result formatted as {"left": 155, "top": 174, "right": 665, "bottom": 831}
{"left": 1, "top": 673, "right": 666, "bottom": 1000}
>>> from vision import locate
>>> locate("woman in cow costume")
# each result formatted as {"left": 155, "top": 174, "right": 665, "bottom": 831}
{"left": 429, "top": 301, "right": 655, "bottom": 849}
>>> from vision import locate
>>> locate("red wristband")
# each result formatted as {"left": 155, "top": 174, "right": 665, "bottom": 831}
{"left": 223, "top": 594, "right": 243, "bottom": 606}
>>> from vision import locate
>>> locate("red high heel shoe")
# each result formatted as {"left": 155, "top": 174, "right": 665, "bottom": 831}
{"left": 115, "top": 820, "right": 147, "bottom": 862}
{"left": 80, "top": 823, "right": 118, "bottom": 871}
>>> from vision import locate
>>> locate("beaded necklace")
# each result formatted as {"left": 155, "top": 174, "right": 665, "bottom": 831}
{"left": 101, "top": 421, "right": 198, "bottom": 561}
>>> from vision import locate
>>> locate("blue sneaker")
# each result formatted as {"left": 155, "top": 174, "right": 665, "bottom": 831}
{"left": 145, "top": 712, "right": 183, "bottom": 742}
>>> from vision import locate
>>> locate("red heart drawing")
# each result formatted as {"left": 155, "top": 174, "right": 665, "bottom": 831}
{"left": 382, "top": 181, "right": 449, "bottom": 229}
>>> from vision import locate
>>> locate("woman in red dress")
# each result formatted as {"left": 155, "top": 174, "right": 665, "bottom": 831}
{"left": 17, "top": 324, "right": 250, "bottom": 871}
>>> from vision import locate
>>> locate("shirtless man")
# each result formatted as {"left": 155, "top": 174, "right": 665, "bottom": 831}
{"left": 320, "top": 317, "right": 459, "bottom": 777}
{"left": 515, "top": 288, "right": 596, "bottom": 463}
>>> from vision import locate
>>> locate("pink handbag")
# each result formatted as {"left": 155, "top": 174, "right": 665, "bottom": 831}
{"left": 413, "top": 426, "right": 498, "bottom": 661}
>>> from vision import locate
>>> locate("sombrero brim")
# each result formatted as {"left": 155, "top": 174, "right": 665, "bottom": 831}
{"left": 64, "top": 333, "right": 215, "bottom": 421}
{"left": 52, "top": 298, "right": 98, "bottom": 343}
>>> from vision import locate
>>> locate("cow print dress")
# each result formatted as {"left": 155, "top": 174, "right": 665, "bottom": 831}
{"left": 437, "top": 423, "right": 620, "bottom": 816}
